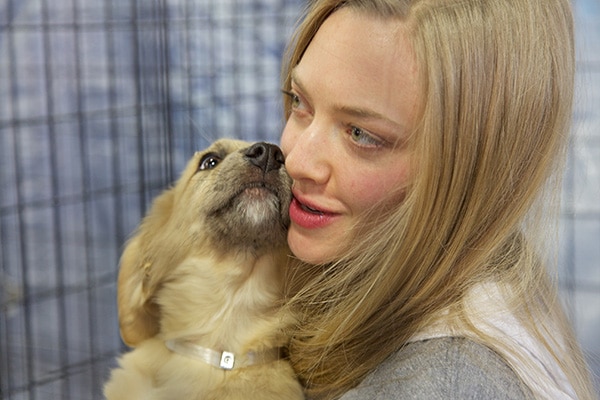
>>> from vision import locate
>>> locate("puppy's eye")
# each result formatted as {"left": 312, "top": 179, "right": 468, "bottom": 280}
{"left": 198, "top": 153, "right": 222, "bottom": 171}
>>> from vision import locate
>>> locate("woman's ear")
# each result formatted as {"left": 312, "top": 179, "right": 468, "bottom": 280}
{"left": 117, "top": 235, "right": 160, "bottom": 347}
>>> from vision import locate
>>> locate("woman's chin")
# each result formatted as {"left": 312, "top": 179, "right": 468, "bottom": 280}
{"left": 287, "top": 226, "right": 342, "bottom": 265}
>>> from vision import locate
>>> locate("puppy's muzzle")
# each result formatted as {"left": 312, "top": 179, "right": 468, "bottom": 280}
{"left": 244, "top": 142, "right": 285, "bottom": 174}
{"left": 205, "top": 141, "right": 291, "bottom": 252}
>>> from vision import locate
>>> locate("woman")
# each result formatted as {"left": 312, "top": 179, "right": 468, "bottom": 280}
{"left": 279, "top": 0, "right": 596, "bottom": 399}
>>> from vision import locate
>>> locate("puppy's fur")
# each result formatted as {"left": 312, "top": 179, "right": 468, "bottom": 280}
{"left": 104, "top": 139, "right": 303, "bottom": 400}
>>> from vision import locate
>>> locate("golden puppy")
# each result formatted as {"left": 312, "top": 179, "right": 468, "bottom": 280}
{"left": 104, "top": 139, "right": 303, "bottom": 400}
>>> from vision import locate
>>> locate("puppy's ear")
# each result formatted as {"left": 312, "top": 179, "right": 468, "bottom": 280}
{"left": 117, "top": 236, "right": 159, "bottom": 346}
{"left": 117, "top": 189, "right": 176, "bottom": 346}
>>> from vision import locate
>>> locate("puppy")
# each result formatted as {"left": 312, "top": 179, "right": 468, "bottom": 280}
{"left": 104, "top": 139, "right": 303, "bottom": 400}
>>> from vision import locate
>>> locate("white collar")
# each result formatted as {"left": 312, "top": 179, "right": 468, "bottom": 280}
{"left": 165, "top": 337, "right": 284, "bottom": 371}
{"left": 409, "top": 282, "right": 576, "bottom": 399}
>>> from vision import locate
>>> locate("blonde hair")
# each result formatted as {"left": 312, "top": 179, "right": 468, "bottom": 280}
{"left": 282, "top": 0, "right": 596, "bottom": 399}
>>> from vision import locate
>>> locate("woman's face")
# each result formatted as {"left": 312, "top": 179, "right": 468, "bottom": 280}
{"left": 281, "top": 8, "right": 421, "bottom": 264}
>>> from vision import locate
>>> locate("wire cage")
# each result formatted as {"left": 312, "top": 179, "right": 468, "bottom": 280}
{"left": 0, "top": 0, "right": 302, "bottom": 398}
{"left": 1, "top": 0, "right": 599, "bottom": 399}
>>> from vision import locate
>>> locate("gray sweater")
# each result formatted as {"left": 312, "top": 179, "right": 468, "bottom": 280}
{"left": 339, "top": 337, "right": 534, "bottom": 399}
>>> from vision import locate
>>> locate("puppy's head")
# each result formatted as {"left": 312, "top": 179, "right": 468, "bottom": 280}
{"left": 117, "top": 139, "right": 292, "bottom": 346}
{"left": 197, "top": 140, "right": 292, "bottom": 250}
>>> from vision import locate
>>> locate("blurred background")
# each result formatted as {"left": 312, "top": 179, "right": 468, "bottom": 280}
{"left": 0, "top": 0, "right": 598, "bottom": 398}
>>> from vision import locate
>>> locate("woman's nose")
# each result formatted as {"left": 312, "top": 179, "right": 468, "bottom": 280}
{"left": 281, "top": 122, "right": 331, "bottom": 185}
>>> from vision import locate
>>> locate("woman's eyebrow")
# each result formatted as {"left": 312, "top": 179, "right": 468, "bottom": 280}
{"left": 336, "top": 105, "right": 405, "bottom": 130}
{"left": 290, "top": 69, "right": 310, "bottom": 99}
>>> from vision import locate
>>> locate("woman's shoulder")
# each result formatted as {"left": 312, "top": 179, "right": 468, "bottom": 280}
{"left": 339, "top": 337, "right": 534, "bottom": 400}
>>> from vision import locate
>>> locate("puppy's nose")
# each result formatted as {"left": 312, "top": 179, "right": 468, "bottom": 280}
{"left": 244, "top": 142, "right": 285, "bottom": 173}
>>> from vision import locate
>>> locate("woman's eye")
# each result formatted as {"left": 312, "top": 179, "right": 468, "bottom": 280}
{"left": 289, "top": 93, "right": 301, "bottom": 108}
{"left": 198, "top": 153, "right": 222, "bottom": 170}
{"left": 348, "top": 126, "right": 384, "bottom": 148}
{"left": 282, "top": 90, "right": 306, "bottom": 112}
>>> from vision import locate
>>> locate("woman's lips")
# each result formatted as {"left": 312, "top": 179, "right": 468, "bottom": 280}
{"left": 288, "top": 196, "right": 338, "bottom": 229}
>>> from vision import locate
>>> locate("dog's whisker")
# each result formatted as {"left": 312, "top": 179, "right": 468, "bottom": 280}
{"left": 185, "top": 113, "right": 218, "bottom": 145}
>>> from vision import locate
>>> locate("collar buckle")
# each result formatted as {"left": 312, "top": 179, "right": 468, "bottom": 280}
{"left": 219, "top": 351, "right": 235, "bottom": 370}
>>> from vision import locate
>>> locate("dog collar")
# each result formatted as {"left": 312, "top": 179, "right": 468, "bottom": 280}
{"left": 165, "top": 337, "right": 284, "bottom": 371}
